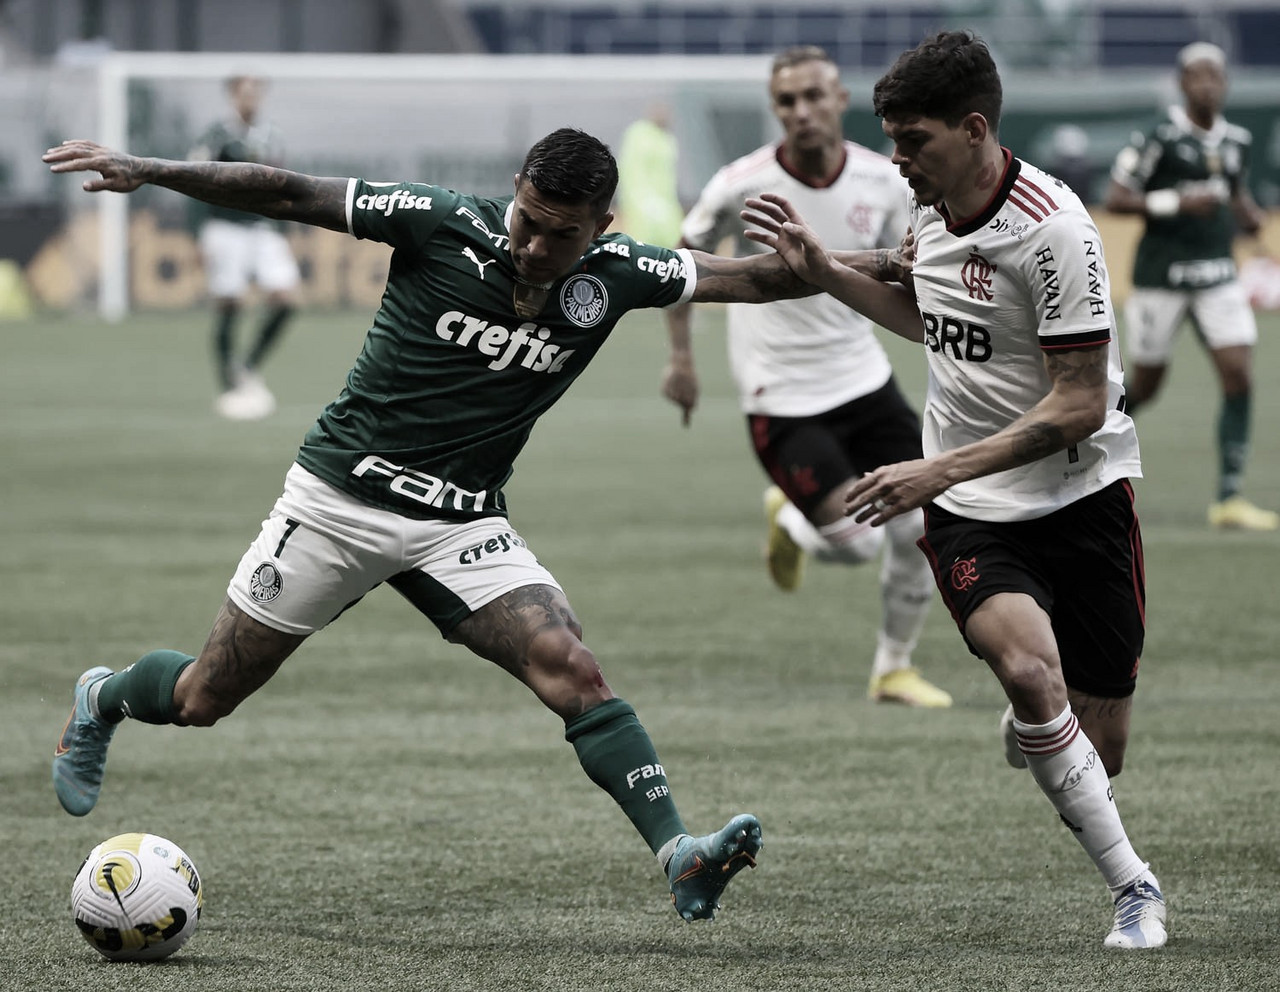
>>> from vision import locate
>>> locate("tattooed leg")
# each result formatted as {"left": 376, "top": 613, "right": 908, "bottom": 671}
{"left": 1069, "top": 688, "right": 1134, "bottom": 777}
{"left": 450, "top": 584, "right": 613, "bottom": 720}
{"left": 173, "top": 599, "right": 308, "bottom": 726}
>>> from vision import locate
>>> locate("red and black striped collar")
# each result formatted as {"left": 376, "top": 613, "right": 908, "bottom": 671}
{"left": 938, "top": 148, "right": 1020, "bottom": 237}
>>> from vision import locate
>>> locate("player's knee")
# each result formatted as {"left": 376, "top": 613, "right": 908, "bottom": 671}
{"left": 1220, "top": 368, "right": 1252, "bottom": 396}
{"left": 528, "top": 634, "right": 608, "bottom": 703}
{"left": 998, "top": 656, "right": 1062, "bottom": 707}
{"left": 883, "top": 515, "right": 933, "bottom": 590}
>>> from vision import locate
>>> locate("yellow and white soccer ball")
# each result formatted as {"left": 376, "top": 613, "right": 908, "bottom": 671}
{"left": 70, "top": 832, "right": 203, "bottom": 961}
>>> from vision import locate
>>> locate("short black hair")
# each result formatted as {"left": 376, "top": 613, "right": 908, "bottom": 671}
{"left": 873, "top": 31, "right": 1003, "bottom": 134}
{"left": 519, "top": 128, "right": 618, "bottom": 218}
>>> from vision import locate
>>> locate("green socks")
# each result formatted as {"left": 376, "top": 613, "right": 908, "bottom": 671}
{"left": 96, "top": 650, "right": 195, "bottom": 725}
{"left": 1217, "top": 391, "right": 1251, "bottom": 500}
{"left": 213, "top": 305, "right": 239, "bottom": 390}
{"left": 565, "top": 698, "right": 687, "bottom": 855}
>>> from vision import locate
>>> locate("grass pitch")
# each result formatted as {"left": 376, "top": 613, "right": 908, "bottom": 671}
{"left": 2, "top": 304, "right": 1278, "bottom": 991}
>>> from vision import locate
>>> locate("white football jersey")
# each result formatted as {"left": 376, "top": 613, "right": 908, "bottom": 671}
{"left": 681, "top": 142, "right": 911, "bottom": 416}
{"left": 911, "top": 152, "right": 1142, "bottom": 521}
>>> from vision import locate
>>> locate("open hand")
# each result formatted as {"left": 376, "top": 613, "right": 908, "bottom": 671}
{"left": 43, "top": 140, "right": 151, "bottom": 193}
{"left": 741, "top": 192, "right": 835, "bottom": 287}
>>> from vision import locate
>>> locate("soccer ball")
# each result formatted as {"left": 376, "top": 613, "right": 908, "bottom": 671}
{"left": 70, "top": 832, "right": 203, "bottom": 961}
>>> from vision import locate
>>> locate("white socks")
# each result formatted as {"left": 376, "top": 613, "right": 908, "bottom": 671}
{"left": 871, "top": 632, "right": 913, "bottom": 678}
{"left": 879, "top": 511, "right": 934, "bottom": 653}
{"left": 777, "top": 501, "right": 882, "bottom": 563}
{"left": 777, "top": 499, "right": 933, "bottom": 679}
{"left": 1014, "top": 704, "right": 1149, "bottom": 894}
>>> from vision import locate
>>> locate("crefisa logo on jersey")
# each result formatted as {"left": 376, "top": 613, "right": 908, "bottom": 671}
{"left": 249, "top": 562, "right": 283, "bottom": 603}
{"left": 560, "top": 274, "right": 608, "bottom": 327}
{"left": 961, "top": 249, "right": 997, "bottom": 301}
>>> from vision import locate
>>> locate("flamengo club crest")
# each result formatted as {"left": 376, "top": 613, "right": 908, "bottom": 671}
{"left": 560, "top": 274, "right": 608, "bottom": 327}
{"left": 961, "top": 249, "right": 997, "bottom": 301}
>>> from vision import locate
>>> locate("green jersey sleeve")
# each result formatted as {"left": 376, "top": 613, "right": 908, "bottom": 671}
{"left": 346, "top": 179, "right": 462, "bottom": 252}
{"left": 578, "top": 234, "right": 696, "bottom": 315}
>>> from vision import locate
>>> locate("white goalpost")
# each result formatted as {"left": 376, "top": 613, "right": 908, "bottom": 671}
{"left": 90, "top": 51, "right": 778, "bottom": 319}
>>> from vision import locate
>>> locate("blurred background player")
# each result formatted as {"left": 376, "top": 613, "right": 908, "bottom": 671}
{"left": 1106, "top": 42, "right": 1275, "bottom": 530}
{"left": 615, "top": 102, "right": 684, "bottom": 247}
{"left": 189, "top": 75, "right": 301, "bottom": 420}
{"left": 661, "top": 46, "right": 950, "bottom": 708}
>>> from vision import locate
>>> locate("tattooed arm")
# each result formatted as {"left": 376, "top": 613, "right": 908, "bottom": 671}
{"left": 685, "top": 242, "right": 913, "bottom": 306}
{"left": 955, "top": 343, "right": 1111, "bottom": 470}
{"left": 686, "top": 248, "right": 817, "bottom": 304}
{"left": 844, "top": 343, "right": 1112, "bottom": 524}
{"left": 43, "top": 140, "right": 349, "bottom": 233}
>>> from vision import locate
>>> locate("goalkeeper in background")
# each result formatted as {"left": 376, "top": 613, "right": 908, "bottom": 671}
{"left": 189, "top": 75, "right": 301, "bottom": 420}
{"left": 616, "top": 103, "right": 684, "bottom": 247}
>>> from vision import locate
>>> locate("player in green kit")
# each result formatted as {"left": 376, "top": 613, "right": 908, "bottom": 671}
{"left": 45, "top": 128, "right": 906, "bottom": 921}
{"left": 189, "top": 75, "right": 300, "bottom": 420}
{"left": 1106, "top": 42, "right": 1274, "bottom": 530}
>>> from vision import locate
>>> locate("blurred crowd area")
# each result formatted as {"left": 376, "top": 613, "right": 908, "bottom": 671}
{"left": 1, "top": 0, "right": 1278, "bottom": 314}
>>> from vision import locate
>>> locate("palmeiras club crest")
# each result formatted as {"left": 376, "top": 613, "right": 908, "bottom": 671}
{"left": 250, "top": 562, "right": 284, "bottom": 602}
{"left": 961, "top": 249, "right": 997, "bottom": 301}
{"left": 560, "top": 274, "right": 608, "bottom": 327}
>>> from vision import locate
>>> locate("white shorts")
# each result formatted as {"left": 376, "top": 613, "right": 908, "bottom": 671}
{"left": 1124, "top": 282, "right": 1258, "bottom": 365}
{"left": 199, "top": 219, "right": 301, "bottom": 298}
{"left": 227, "top": 464, "right": 562, "bottom": 636}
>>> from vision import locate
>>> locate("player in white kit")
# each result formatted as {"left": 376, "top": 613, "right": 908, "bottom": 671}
{"left": 663, "top": 47, "right": 950, "bottom": 708}
{"left": 743, "top": 31, "right": 1167, "bottom": 950}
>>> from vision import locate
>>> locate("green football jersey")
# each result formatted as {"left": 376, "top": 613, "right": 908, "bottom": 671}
{"left": 294, "top": 179, "right": 696, "bottom": 521}
{"left": 188, "top": 118, "right": 288, "bottom": 226}
{"left": 1113, "top": 105, "right": 1254, "bottom": 289}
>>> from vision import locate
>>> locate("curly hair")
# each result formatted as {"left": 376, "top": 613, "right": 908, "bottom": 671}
{"left": 873, "top": 31, "right": 1003, "bottom": 134}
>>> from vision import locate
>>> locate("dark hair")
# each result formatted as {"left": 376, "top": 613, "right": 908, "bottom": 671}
{"left": 771, "top": 45, "right": 835, "bottom": 75}
{"left": 873, "top": 31, "right": 1003, "bottom": 134}
{"left": 519, "top": 128, "right": 618, "bottom": 218}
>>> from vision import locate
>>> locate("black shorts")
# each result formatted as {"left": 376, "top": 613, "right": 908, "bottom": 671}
{"left": 917, "top": 480, "right": 1146, "bottom": 698}
{"left": 748, "top": 377, "right": 923, "bottom": 515}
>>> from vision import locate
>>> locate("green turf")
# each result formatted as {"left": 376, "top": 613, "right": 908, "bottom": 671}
{"left": 3, "top": 303, "right": 1278, "bottom": 991}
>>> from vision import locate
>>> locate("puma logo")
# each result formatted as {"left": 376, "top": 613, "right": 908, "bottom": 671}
{"left": 463, "top": 247, "right": 496, "bottom": 280}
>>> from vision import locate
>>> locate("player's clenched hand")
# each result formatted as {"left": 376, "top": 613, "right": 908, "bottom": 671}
{"left": 43, "top": 140, "right": 152, "bottom": 193}
{"left": 844, "top": 459, "right": 949, "bottom": 526}
{"left": 660, "top": 361, "right": 699, "bottom": 427}
{"left": 886, "top": 228, "right": 916, "bottom": 283}
{"left": 741, "top": 192, "right": 836, "bottom": 288}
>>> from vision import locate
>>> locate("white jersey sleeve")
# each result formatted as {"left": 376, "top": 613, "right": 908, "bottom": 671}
{"left": 680, "top": 157, "right": 750, "bottom": 254}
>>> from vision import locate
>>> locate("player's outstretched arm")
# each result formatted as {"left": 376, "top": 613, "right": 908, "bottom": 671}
{"left": 685, "top": 247, "right": 814, "bottom": 305}
{"left": 43, "top": 140, "right": 348, "bottom": 233}
{"left": 743, "top": 192, "right": 924, "bottom": 342}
